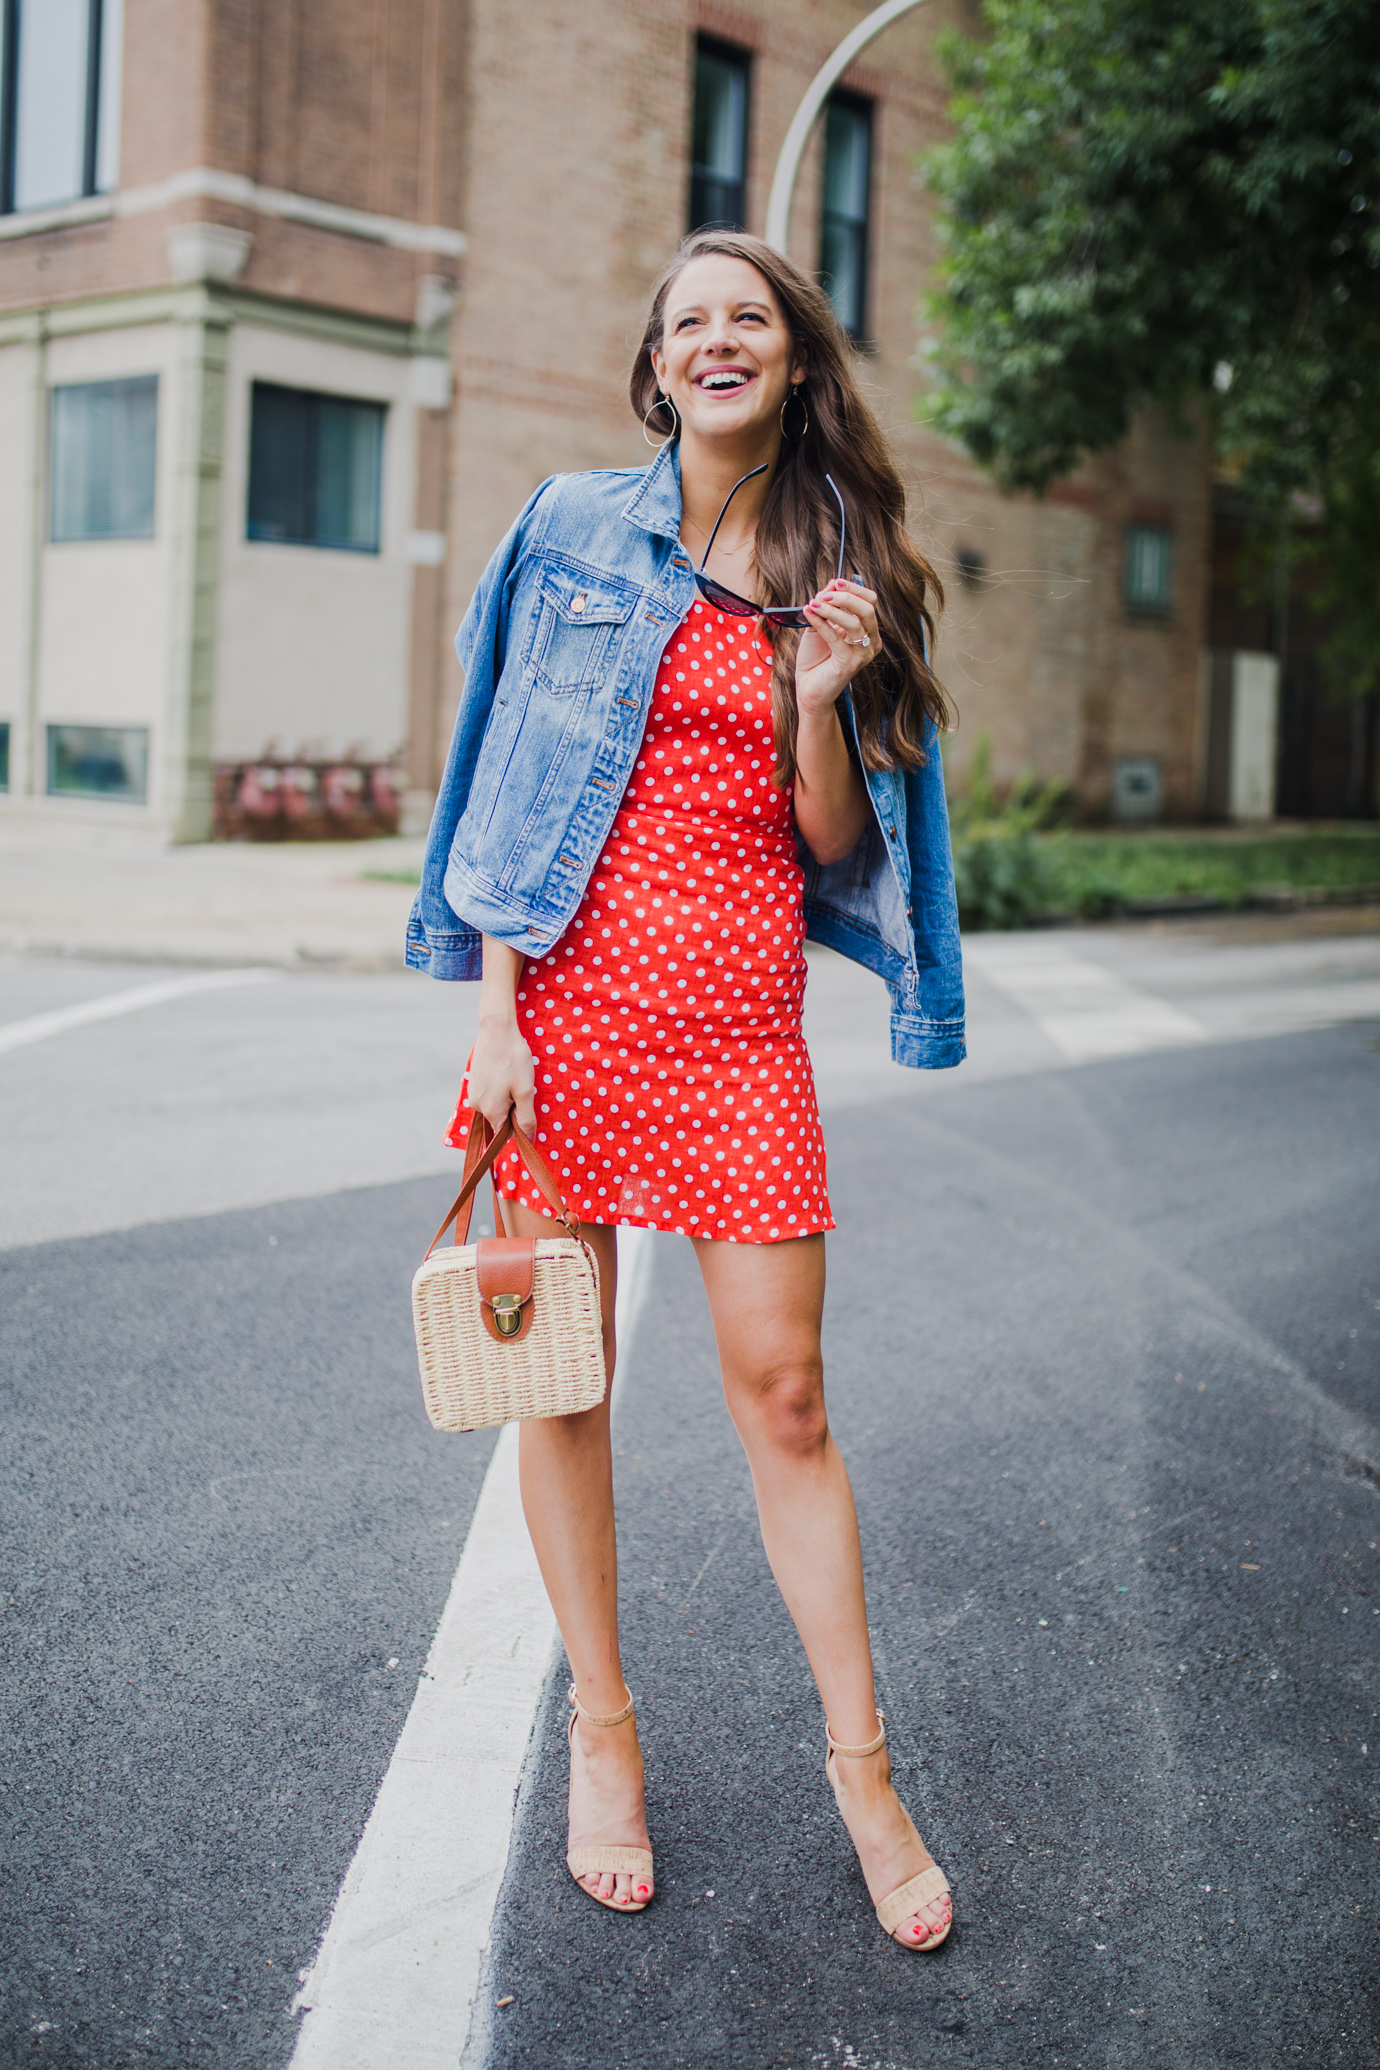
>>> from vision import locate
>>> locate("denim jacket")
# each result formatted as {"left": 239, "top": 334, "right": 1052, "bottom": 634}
{"left": 406, "top": 440, "right": 965, "bottom": 1069}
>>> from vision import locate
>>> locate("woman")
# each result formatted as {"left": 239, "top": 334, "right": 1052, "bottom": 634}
{"left": 407, "top": 230, "right": 965, "bottom": 1950}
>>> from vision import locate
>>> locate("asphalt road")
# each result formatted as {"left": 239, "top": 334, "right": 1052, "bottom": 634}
{"left": 476, "top": 1024, "right": 1380, "bottom": 2070}
{"left": 1, "top": 920, "right": 1378, "bottom": 2069}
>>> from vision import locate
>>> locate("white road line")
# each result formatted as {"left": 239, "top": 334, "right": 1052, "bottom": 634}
{"left": 0, "top": 968, "right": 277, "bottom": 1056}
{"left": 611, "top": 1222, "right": 656, "bottom": 1404}
{"left": 964, "top": 939, "right": 1207, "bottom": 1062}
{"left": 289, "top": 1224, "right": 656, "bottom": 2070}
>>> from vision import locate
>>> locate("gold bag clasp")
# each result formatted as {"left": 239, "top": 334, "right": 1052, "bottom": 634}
{"left": 492, "top": 1292, "right": 523, "bottom": 1338}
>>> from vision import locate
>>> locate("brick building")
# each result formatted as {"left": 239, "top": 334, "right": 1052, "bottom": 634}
{"left": 0, "top": 0, "right": 1304, "bottom": 841}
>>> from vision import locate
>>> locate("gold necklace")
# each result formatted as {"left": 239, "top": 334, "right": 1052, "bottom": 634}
{"left": 681, "top": 515, "right": 754, "bottom": 558}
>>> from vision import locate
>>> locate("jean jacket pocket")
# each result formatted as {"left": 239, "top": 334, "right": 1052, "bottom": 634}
{"left": 525, "top": 569, "right": 639, "bottom": 694}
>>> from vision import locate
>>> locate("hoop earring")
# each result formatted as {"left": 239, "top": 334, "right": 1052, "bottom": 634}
{"left": 643, "top": 392, "right": 679, "bottom": 448}
{"left": 780, "top": 383, "right": 809, "bottom": 440}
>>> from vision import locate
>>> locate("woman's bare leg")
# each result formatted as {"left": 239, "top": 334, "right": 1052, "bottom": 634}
{"left": 693, "top": 1232, "right": 950, "bottom": 1946}
{"left": 507, "top": 1207, "right": 650, "bottom": 1908}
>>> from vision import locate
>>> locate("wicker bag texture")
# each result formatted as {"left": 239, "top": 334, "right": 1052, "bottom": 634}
{"left": 412, "top": 1114, "right": 606, "bottom": 1434}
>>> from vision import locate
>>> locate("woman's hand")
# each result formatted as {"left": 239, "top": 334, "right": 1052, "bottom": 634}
{"left": 791, "top": 580, "right": 878, "bottom": 865}
{"left": 469, "top": 937, "right": 537, "bottom": 1135}
{"left": 795, "top": 579, "right": 884, "bottom": 717}
{"left": 467, "top": 1017, "right": 536, "bottom": 1135}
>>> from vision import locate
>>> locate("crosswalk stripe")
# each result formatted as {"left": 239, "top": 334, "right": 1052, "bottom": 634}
{"left": 964, "top": 940, "right": 1207, "bottom": 1062}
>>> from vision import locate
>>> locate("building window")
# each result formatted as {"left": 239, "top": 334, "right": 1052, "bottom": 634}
{"left": 47, "top": 722, "right": 148, "bottom": 801}
{"left": 50, "top": 375, "right": 158, "bottom": 542}
{"left": 1124, "top": 524, "right": 1174, "bottom": 616}
{"left": 0, "top": 0, "right": 124, "bottom": 215}
{"left": 0, "top": 720, "right": 9, "bottom": 792}
{"left": 820, "top": 95, "right": 872, "bottom": 339}
{"left": 247, "top": 383, "right": 386, "bottom": 554}
{"left": 690, "top": 38, "right": 749, "bottom": 231}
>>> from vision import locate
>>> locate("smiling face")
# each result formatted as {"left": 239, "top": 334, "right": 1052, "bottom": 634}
{"left": 650, "top": 253, "right": 805, "bottom": 451}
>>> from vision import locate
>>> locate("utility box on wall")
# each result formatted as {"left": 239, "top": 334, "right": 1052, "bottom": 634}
{"left": 1112, "top": 757, "right": 1163, "bottom": 824}
{"left": 1205, "top": 651, "right": 1280, "bottom": 822}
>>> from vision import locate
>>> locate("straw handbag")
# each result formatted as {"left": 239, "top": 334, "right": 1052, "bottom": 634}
{"left": 411, "top": 1113, "right": 606, "bottom": 1433}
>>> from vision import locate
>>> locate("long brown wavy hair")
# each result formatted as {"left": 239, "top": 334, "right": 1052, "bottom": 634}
{"left": 630, "top": 230, "right": 950, "bottom": 787}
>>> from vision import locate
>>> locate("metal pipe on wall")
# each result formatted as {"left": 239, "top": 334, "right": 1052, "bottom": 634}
{"left": 763, "top": 0, "right": 936, "bottom": 255}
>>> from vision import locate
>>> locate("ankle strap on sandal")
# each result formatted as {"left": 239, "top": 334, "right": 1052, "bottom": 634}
{"left": 825, "top": 1708, "right": 886, "bottom": 1759}
{"left": 568, "top": 1682, "right": 635, "bottom": 1729}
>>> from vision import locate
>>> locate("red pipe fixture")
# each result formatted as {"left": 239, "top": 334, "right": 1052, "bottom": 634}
{"left": 281, "top": 766, "right": 318, "bottom": 820}
{"left": 369, "top": 764, "right": 402, "bottom": 818}
{"left": 237, "top": 765, "right": 282, "bottom": 820}
{"left": 323, "top": 765, "right": 366, "bottom": 820}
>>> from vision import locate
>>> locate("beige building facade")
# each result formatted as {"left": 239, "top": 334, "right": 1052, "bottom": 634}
{"left": 0, "top": 0, "right": 1217, "bottom": 841}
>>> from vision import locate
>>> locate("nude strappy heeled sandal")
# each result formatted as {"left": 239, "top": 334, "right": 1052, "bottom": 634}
{"left": 565, "top": 1683, "right": 655, "bottom": 1913}
{"left": 825, "top": 1710, "right": 952, "bottom": 1950}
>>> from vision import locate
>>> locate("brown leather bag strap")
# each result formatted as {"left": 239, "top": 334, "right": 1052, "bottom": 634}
{"left": 474, "top": 1114, "right": 577, "bottom": 1235}
{"left": 424, "top": 1115, "right": 514, "bottom": 1256}
{"left": 423, "top": 1111, "right": 579, "bottom": 1259}
{"left": 477, "top": 1116, "right": 509, "bottom": 1239}
{"left": 508, "top": 1121, "right": 579, "bottom": 1234}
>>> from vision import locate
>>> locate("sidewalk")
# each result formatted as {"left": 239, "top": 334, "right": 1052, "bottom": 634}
{"left": 0, "top": 823, "right": 425, "bottom": 971}
{"left": 4, "top": 820, "right": 1378, "bottom": 978}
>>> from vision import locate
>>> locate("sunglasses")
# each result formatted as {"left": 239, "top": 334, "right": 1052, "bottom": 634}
{"left": 693, "top": 464, "right": 848, "bottom": 629}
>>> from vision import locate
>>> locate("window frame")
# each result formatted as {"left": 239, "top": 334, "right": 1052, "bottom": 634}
{"left": 245, "top": 380, "right": 387, "bottom": 556}
{"left": 688, "top": 34, "right": 751, "bottom": 234}
{"left": 0, "top": 0, "right": 119, "bottom": 217}
{"left": 819, "top": 90, "right": 874, "bottom": 343}
{"left": 48, "top": 372, "right": 159, "bottom": 544}
{"left": 45, "top": 721, "right": 149, "bottom": 803}
{"left": 1123, "top": 523, "right": 1175, "bottom": 619}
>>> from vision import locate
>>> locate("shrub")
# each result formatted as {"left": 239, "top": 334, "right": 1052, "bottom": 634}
{"left": 947, "top": 734, "right": 1066, "bottom": 930}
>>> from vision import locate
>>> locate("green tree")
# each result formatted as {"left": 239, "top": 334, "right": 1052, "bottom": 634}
{"left": 922, "top": 0, "right": 1380, "bottom": 695}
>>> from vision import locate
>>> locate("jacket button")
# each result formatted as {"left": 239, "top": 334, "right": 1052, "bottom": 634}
{"left": 887, "top": 824, "right": 897, "bottom": 839}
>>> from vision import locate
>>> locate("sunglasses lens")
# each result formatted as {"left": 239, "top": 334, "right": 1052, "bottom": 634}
{"left": 692, "top": 577, "right": 813, "bottom": 628}
{"left": 695, "top": 576, "right": 757, "bottom": 616}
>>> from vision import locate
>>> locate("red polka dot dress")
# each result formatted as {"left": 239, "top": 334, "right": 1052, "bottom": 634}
{"left": 447, "top": 598, "right": 833, "bottom": 1243}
